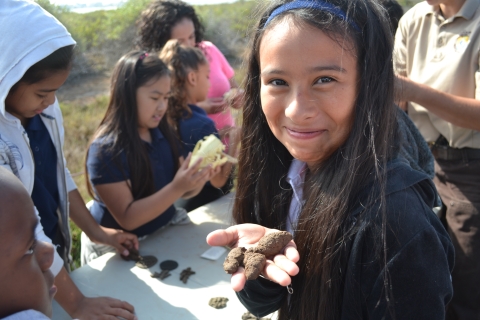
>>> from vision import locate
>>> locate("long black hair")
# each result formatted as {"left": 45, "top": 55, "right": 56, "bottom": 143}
{"left": 159, "top": 39, "right": 208, "bottom": 130}
{"left": 135, "top": 0, "right": 204, "bottom": 51}
{"left": 234, "top": 0, "right": 400, "bottom": 319}
{"left": 86, "top": 51, "right": 179, "bottom": 202}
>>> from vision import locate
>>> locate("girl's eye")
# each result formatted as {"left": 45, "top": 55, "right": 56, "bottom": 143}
{"left": 26, "top": 239, "right": 37, "bottom": 255}
{"left": 316, "top": 77, "right": 334, "bottom": 84}
{"left": 270, "top": 79, "right": 287, "bottom": 86}
{"left": 36, "top": 94, "right": 47, "bottom": 98}
{"left": 151, "top": 97, "right": 159, "bottom": 101}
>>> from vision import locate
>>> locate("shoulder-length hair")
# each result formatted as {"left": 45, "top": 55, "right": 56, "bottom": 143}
{"left": 86, "top": 51, "right": 179, "bottom": 202}
{"left": 234, "top": 0, "right": 400, "bottom": 319}
{"left": 135, "top": 0, "right": 204, "bottom": 51}
{"left": 159, "top": 39, "right": 208, "bottom": 129}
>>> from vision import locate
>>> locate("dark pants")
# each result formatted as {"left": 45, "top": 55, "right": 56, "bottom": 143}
{"left": 434, "top": 158, "right": 480, "bottom": 320}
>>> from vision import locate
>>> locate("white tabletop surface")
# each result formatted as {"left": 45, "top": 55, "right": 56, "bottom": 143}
{"left": 52, "top": 193, "right": 261, "bottom": 320}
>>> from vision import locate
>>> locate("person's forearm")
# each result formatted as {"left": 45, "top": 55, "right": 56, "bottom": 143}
{"left": 400, "top": 76, "right": 480, "bottom": 130}
{"left": 54, "top": 267, "right": 85, "bottom": 317}
{"left": 117, "top": 183, "right": 184, "bottom": 230}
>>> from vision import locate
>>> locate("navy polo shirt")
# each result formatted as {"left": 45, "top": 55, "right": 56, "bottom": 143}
{"left": 87, "top": 128, "right": 176, "bottom": 237}
{"left": 25, "top": 115, "right": 59, "bottom": 241}
{"left": 178, "top": 104, "right": 219, "bottom": 157}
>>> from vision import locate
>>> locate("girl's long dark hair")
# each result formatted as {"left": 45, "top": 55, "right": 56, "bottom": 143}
{"left": 135, "top": 0, "right": 204, "bottom": 51}
{"left": 235, "top": 1, "right": 400, "bottom": 319}
{"left": 159, "top": 39, "right": 208, "bottom": 130}
{"left": 86, "top": 51, "right": 179, "bottom": 202}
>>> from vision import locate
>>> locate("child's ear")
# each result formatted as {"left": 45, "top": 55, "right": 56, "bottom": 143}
{"left": 187, "top": 71, "right": 197, "bottom": 87}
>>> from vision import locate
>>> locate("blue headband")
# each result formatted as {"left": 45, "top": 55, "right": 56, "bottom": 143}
{"left": 264, "top": 0, "right": 360, "bottom": 32}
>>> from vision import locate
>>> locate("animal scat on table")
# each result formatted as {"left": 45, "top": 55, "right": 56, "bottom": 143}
{"left": 135, "top": 255, "right": 158, "bottom": 269}
{"left": 180, "top": 267, "right": 195, "bottom": 283}
{"left": 208, "top": 297, "right": 229, "bottom": 309}
{"left": 120, "top": 247, "right": 141, "bottom": 262}
{"left": 242, "top": 311, "right": 269, "bottom": 320}
{"left": 151, "top": 269, "right": 171, "bottom": 280}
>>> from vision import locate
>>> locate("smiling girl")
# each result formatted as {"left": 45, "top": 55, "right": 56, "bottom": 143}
{"left": 82, "top": 51, "right": 216, "bottom": 262}
{"left": 207, "top": 0, "right": 454, "bottom": 319}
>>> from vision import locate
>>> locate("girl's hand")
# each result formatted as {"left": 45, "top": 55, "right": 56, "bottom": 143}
{"left": 99, "top": 227, "right": 140, "bottom": 257}
{"left": 206, "top": 224, "right": 300, "bottom": 292}
{"left": 172, "top": 153, "right": 213, "bottom": 194}
{"left": 197, "top": 97, "right": 227, "bottom": 114}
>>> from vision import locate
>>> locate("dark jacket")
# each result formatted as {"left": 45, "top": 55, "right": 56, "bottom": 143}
{"left": 236, "top": 159, "right": 454, "bottom": 319}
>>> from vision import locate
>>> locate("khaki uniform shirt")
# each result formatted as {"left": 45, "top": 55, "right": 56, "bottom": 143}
{"left": 394, "top": 0, "right": 480, "bottom": 149}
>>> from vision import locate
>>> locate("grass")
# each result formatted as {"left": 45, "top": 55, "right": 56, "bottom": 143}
{"left": 61, "top": 96, "right": 109, "bottom": 269}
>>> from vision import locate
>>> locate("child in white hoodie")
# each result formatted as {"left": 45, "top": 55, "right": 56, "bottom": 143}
{"left": 0, "top": 1, "right": 137, "bottom": 319}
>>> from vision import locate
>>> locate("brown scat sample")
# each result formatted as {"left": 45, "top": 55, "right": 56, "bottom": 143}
{"left": 243, "top": 252, "right": 266, "bottom": 280}
{"left": 242, "top": 312, "right": 268, "bottom": 320}
{"left": 151, "top": 270, "right": 171, "bottom": 280}
{"left": 252, "top": 231, "right": 293, "bottom": 257}
{"left": 135, "top": 255, "right": 158, "bottom": 269}
{"left": 208, "top": 297, "right": 229, "bottom": 309}
{"left": 180, "top": 267, "right": 195, "bottom": 284}
{"left": 120, "top": 247, "right": 141, "bottom": 262}
{"left": 223, "top": 247, "right": 246, "bottom": 274}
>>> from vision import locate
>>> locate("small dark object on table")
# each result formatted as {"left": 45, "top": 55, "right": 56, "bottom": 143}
{"left": 120, "top": 247, "right": 141, "bottom": 262}
{"left": 151, "top": 269, "right": 171, "bottom": 280}
{"left": 208, "top": 297, "right": 229, "bottom": 309}
{"left": 135, "top": 255, "right": 158, "bottom": 269}
{"left": 180, "top": 267, "right": 195, "bottom": 284}
{"left": 242, "top": 311, "right": 269, "bottom": 320}
{"left": 160, "top": 260, "right": 179, "bottom": 271}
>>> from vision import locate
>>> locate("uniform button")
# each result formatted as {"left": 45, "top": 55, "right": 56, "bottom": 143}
{"left": 35, "top": 146, "right": 39, "bottom": 152}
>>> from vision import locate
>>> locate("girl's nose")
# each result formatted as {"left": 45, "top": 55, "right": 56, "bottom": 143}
{"left": 35, "top": 241, "right": 54, "bottom": 271}
{"left": 43, "top": 92, "right": 56, "bottom": 107}
{"left": 285, "top": 89, "right": 318, "bottom": 122}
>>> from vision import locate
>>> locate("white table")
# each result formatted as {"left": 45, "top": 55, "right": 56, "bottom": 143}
{"left": 52, "top": 193, "right": 257, "bottom": 320}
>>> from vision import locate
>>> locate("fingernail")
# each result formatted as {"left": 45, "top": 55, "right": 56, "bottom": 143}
{"left": 122, "top": 249, "right": 129, "bottom": 256}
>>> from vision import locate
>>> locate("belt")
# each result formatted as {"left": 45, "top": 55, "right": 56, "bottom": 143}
{"left": 430, "top": 144, "right": 480, "bottom": 161}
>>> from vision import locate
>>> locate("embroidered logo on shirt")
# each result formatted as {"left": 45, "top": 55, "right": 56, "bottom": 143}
{"left": 0, "top": 134, "right": 24, "bottom": 178}
{"left": 455, "top": 31, "right": 471, "bottom": 53}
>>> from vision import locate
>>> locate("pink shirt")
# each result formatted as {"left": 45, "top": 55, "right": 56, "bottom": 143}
{"left": 199, "top": 41, "right": 235, "bottom": 131}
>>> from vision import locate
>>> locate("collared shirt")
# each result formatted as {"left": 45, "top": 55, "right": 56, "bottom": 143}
{"left": 87, "top": 128, "right": 176, "bottom": 237}
{"left": 285, "top": 159, "right": 307, "bottom": 235}
{"left": 25, "top": 114, "right": 59, "bottom": 241}
{"left": 394, "top": 0, "right": 480, "bottom": 148}
{"left": 178, "top": 104, "right": 219, "bottom": 157}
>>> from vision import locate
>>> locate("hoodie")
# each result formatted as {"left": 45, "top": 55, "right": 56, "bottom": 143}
{"left": 0, "top": 0, "right": 77, "bottom": 275}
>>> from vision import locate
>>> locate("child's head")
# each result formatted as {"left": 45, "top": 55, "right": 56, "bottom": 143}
{"left": 243, "top": 0, "right": 397, "bottom": 169}
{"left": 89, "top": 51, "right": 176, "bottom": 200}
{"left": 136, "top": 0, "right": 204, "bottom": 50}
{"left": 103, "top": 51, "right": 171, "bottom": 137}
{"left": 0, "top": 167, "right": 55, "bottom": 318}
{"left": 4, "top": 45, "right": 74, "bottom": 124}
{"left": 235, "top": 1, "right": 399, "bottom": 318}
{"left": 159, "top": 39, "right": 210, "bottom": 123}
